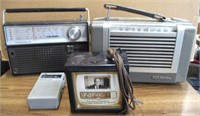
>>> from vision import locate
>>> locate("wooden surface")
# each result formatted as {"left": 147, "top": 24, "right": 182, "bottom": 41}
{"left": 0, "top": 71, "right": 200, "bottom": 116}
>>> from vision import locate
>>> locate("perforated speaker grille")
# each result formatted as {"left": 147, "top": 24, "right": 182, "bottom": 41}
{"left": 109, "top": 35, "right": 176, "bottom": 68}
{"left": 8, "top": 43, "right": 88, "bottom": 75}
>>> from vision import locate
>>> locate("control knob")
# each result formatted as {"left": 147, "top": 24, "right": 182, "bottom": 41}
{"left": 67, "top": 27, "right": 81, "bottom": 40}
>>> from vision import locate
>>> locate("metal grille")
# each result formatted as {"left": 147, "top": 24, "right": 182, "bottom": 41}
{"left": 109, "top": 35, "right": 176, "bottom": 68}
{"left": 7, "top": 43, "right": 88, "bottom": 75}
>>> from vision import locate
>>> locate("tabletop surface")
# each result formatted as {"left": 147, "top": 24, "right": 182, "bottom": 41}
{"left": 0, "top": 71, "right": 200, "bottom": 116}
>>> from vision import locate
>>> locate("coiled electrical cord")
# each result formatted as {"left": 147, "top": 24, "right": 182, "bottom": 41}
{"left": 107, "top": 48, "right": 143, "bottom": 115}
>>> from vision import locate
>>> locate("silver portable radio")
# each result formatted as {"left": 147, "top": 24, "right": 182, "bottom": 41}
{"left": 3, "top": 8, "right": 90, "bottom": 75}
{"left": 91, "top": 4, "right": 196, "bottom": 83}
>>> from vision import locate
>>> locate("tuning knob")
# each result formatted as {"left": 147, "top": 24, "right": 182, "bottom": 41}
{"left": 67, "top": 27, "right": 81, "bottom": 41}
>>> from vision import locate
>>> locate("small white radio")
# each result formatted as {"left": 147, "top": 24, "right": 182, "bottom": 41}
{"left": 27, "top": 72, "right": 66, "bottom": 109}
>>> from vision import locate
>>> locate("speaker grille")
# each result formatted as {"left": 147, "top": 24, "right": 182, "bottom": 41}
{"left": 109, "top": 35, "right": 176, "bottom": 68}
{"left": 8, "top": 43, "right": 88, "bottom": 75}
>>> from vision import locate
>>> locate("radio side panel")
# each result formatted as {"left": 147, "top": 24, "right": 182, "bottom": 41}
{"left": 175, "top": 25, "right": 196, "bottom": 82}
{"left": 91, "top": 21, "right": 109, "bottom": 52}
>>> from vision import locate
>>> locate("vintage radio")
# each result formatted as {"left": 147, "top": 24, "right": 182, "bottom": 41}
{"left": 3, "top": 8, "right": 90, "bottom": 75}
{"left": 91, "top": 4, "right": 196, "bottom": 83}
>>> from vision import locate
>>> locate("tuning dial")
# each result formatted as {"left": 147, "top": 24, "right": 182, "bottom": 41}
{"left": 67, "top": 27, "right": 81, "bottom": 41}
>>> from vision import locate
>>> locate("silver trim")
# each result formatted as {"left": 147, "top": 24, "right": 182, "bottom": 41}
{"left": 85, "top": 8, "right": 90, "bottom": 25}
{"left": 170, "top": 25, "right": 185, "bottom": 73}
{"left": 103, "top": 22, "right": 110, "bottom": 51}
{"left": 2, "top": 10, "right": 5, "bottom": 24}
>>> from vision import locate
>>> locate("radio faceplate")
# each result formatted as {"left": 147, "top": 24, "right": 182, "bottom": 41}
{"left": 109, "top": 22, "right": 177, "bottom": 70}
{"left": 4, "top": 22, "right": 88, "bottom": 46}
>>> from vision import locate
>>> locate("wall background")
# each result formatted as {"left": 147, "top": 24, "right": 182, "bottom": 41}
{"left": 0, "top": 0, "right": 199, "bottom": 59}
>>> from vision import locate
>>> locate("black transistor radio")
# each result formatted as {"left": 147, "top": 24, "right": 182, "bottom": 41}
{"left": 3, "top": 8, "right": 90, "bottom": 75}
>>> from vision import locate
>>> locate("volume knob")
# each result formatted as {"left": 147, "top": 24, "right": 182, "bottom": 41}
{"left": 67, "top": 27, "right": 81, "bottom": 41}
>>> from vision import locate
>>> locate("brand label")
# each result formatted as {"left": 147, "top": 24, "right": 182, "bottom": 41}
{"left": 152, "top": 75, "right": 172, "bottom": 80}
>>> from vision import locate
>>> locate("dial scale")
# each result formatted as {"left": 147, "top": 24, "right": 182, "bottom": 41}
{"left": 4, "top": 23, "right": 87, "bottom": 46}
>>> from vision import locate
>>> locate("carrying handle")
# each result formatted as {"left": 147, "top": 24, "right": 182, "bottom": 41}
{"left": 104, "top": 3, "right": 166, "bottom": 22}
{"left": 3, "top": 7, "right": 90, "bottom": 24}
